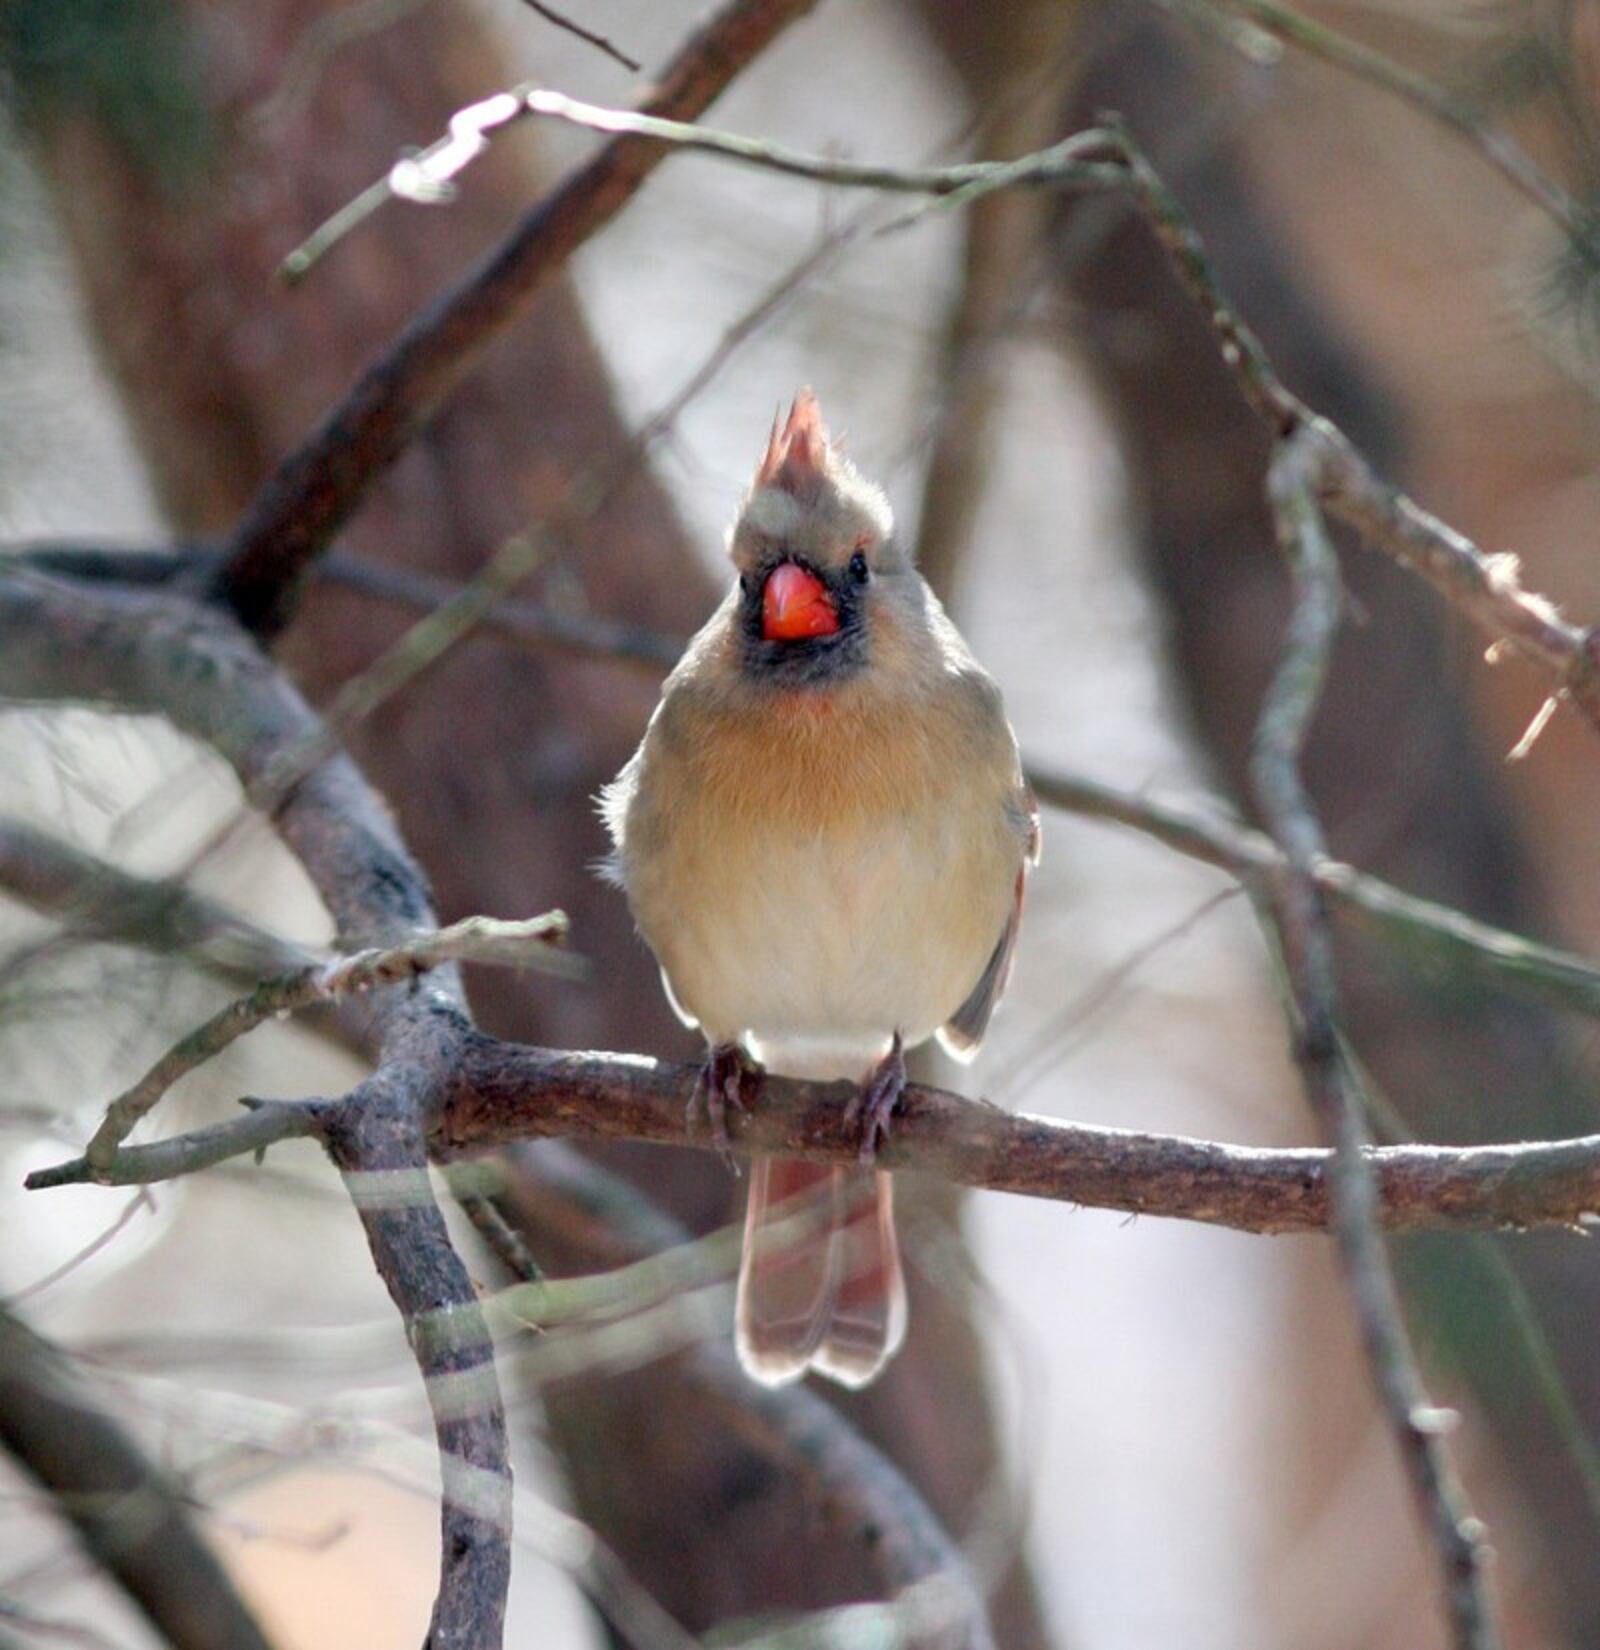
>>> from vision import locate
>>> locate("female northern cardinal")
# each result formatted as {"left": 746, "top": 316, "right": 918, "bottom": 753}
{"left": 602, "top": 391, "right": 1037, "bottom": 1387}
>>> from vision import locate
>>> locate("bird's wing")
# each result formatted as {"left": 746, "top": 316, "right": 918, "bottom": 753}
{"left": 938, "top": 786, "right": 1039, "bottom": 1062}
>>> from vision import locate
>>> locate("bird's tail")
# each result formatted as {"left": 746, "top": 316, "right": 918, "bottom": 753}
{"left": 735, "top": 1155, "right": 907, "bottom": 1389}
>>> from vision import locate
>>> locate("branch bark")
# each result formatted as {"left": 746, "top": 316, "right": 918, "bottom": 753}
{"left": 1254, "top": 430, "right": 1497, "bottom": 1648}
{"left": 27, "top": 1032, "right": 1600, "bottom": 1237}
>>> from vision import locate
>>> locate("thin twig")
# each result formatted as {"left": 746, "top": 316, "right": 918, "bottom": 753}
{"left": 26, "top": 1102, "right": 319, "bottom": 1189}
{"left": 285, "top": 88, "right": 1123, "bottom": 274}
{"left": 7, "top": 539, "right": 691, "bottom": 669}
{"left": 516, "top": 0, "right": 639, "bottom": 72}
{"left": 81, "top": 912, "right": 573, "bottom": 1171}
{"left": 1253, "top": 428, "right": 1497, "bottom": 1650}
{"left": 1308, "top": 418, "right": 1600, "bottom": 735}
{"left": 320, "top": 553, "right": 687, "bottom": 669}
{"left": 987, "top": 886, "right": 1244, "bottom": 1097}
{"left": 7, "top": 1189, "right": 155, "bottom": 1306}
{"left": 453, "top": 1182, "right": 546, "bottom": 1291}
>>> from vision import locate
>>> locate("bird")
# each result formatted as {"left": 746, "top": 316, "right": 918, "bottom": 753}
{"left": 600, "top": 390, "right": 1037, "bottom": 1388}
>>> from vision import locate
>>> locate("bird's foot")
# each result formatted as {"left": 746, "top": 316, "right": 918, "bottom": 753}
{"left": 690, "top": 1042, "right": 762, "bottom": 1172}
{"left": 845, "top": 1033, "right": 905, "bottom": 1166}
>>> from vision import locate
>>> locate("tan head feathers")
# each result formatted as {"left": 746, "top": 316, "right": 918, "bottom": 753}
{"left": 755, "top": 389, "right": 830, "bottom": 497}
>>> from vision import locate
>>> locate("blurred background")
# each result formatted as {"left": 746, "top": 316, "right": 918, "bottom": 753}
{"left": 2, "top": 0, "right": 1600, "bottom": 1645}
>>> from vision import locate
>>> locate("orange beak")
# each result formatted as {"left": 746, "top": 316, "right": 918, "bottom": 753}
{"left": 761, "top": 562, "right": 839, "bottom": 641}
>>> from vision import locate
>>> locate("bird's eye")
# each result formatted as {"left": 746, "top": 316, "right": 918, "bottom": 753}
{"left": 739, "top": 573, "right": 751, "bottom": 593}
{"left": 848, "top": 550, "right": 870, "bottom": 585}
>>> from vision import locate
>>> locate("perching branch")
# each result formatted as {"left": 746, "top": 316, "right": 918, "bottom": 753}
{"left": 28, "top": 1040, "right": 1600, "bottom": 1236}
{"left": 1254, "top": 429, "right": 1497, "bottom": 1650}
{"left": 216, "top": 0, "right": 822, "bottom": 636}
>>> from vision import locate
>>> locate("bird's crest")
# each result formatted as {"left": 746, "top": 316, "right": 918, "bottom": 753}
{"left": 755, "top": 389, "right": 830, "bottom": 497}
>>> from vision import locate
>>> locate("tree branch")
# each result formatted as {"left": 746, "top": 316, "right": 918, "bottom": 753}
{"left": 25, "top": 1100, "right": 319, "bottom": 1190}
{"left": 1254, "top": 429, "right": 1497, "bottom": 1649}
{"left": 27, "top": 1040, "right": 1600, "bottom": 1236}
{"left": 1026, "top": 765, "right": 1600, "bottom": 1018}
{"left": 318, "top": 553, "right": 687, "bottom": 670}
{"left": 320, "top": 1074, "right": 512, "bottom": 1650}
{"left": 215, "top": 0, "right": 821, "bottom": 637}
{"left": 291, "top": 87, "right": 1122, "bottom": 261}
{"left": 5, "top": 538, "right": 690, "bottom": 670}
{"left": 515, "top": 0, "right": 640, "bottom": 73}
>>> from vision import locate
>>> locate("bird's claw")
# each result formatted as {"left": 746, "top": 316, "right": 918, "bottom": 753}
{"left": 846, "top": 1032, "right": 905, "bottom": 1166}
{"left": 690, "top": 1042, "right": 761, "bottom": 1173}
